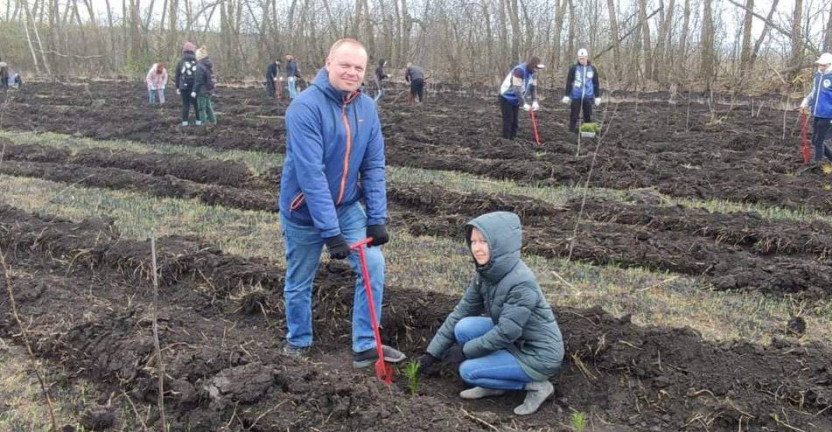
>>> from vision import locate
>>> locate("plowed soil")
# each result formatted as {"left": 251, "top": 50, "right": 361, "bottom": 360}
{"left": 1, "top": 81, "right": 830, "bottom": 212}
{"left": 2, "top": 205, "right": 831, "bottom": 431}
{"left": 3, "top": 139, "right": 831, "bottom": 299}
{"left": 2, "top": 81, "right": 832, "bottom": 431}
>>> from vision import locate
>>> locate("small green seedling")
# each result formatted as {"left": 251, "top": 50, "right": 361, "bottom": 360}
{"left": 580, "top": 122, "right": 601, "bottom": 133}
{"left": 570, "top": 410, "right": 587, "bottom": 432}
{"left": 403, "top": 360, "right": 421, "bottom": 394}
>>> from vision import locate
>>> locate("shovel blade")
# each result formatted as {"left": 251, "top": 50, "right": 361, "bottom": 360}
{"left": 375, "top": 359, "right": 394, "bottom": 385}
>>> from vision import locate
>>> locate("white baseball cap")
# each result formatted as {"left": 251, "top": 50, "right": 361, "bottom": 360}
{"left": 577, "top": 48, "right": 588, "bottom": 57}
{"left": 815, "top": 53, "right": 832, "bottom": 65}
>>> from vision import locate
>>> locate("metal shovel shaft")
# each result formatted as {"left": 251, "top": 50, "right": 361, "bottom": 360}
{"left": 530, "top": 110, "right": 541, "bottom": 145}
{"left": 351, "top": 238, "right": 392, "bottom": 384}
{"left": 800, "top": 110, "right": 811, "bottom": 163}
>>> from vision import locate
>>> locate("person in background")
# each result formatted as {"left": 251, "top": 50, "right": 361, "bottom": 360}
{"left": 146, "top": 61, "right": 168, "bottom": 104}
{"left": 562, "top": 48, "right": 601, "bottom": 133}
{"left": 498, "top": 56, "right": 544, "bottom": 140}
{"left": 265, "top": 58, "right": 283, "bottom": 98}
{"left": 0, "top": 58, "right": 8, "bottom": 91}
{"left": 373, "top": 58, "right": 389, "bottom": 103}
{"left": 192, "top": 46, "right": 216, "bottom": 126}
{"left": 175, "top": 41, "right": 200, "bottom": 125}
{"left": 286, "top": 54, "right": 300, "bottom": 99}
{"left": 800, "top": 52, "right": 832, "bottom": 164}
{"left": 9, "top": 71, "right": 22, "bottom": 88}
{"left": 405, "top": 63, "right": 425, "bottom": 104}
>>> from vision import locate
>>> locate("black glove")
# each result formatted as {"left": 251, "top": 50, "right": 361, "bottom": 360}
{"left": 417, "top": 353, "right": 438, "bottom": 375}
{"left": 443, "top": 343, "right": 466, "bottom": 364}
{"left": 324, "top": 235, "right": 350, "bottom": 260}
{"left": 366, "top": 225, "right": 389, "bottom": 247}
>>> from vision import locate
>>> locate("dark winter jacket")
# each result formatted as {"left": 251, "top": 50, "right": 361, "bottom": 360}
{"left": 193, "top": 57, "right": 214, "bottom": 96}
{"left": 405, "top": 65, "right": 425, "bottom": 83}
{"left": 426, "top": 212, "right": 564, "bottom": 382}
{"left": 565, "top": 63, "right": 600, "bottom": 99}
{"left": 175, "top": 51, "right": 198, "bottom": 91}
{"left": 278, "top": 68, "right": 387, "bottom": 238}
{"left": 286, "top": 59, "right": 300, "bottom": 78}
{"left": 374, "top": 60, "right": 388, "bottom": 90}
{"left": 266, "top": 61, "right": 281, "bottom": 83}
{"left": 805, "top": 69, "right": 832, "bottom": 119}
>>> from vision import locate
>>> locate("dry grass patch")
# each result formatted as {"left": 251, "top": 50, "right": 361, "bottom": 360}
{"left": 1, "top": 174, "right": 829, "bottom": 346}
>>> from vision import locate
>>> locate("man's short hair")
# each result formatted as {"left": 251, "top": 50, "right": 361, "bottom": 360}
{"left": 328, "top": 38, "right": 366, "bottom": 59}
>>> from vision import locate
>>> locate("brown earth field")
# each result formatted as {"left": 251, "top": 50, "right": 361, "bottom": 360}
{"left": 1, "top": 81, "right": 830, "bottom": 212}
{"left": 2, "top": 140, "right": 831, "bottom": 299}
{"left": 0, "top": 81, "right": 832, "bottom": 431}
{"left": 1, "top": 205, "right": 831, "bottom": 432}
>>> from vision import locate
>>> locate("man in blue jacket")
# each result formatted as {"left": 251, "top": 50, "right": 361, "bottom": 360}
{"left": 562, "top": 48, "right": 601, "bottom": 133}
{"left": 498, "top": 56, "right": 544, "bottom": 140}
{"left": 278, "top": 38, "right": 406, "bottom": 367}
{"left": 285, "top": 54, "right": 300, "bottom": 99}
{"left": 800, "top": 52, "right": 832, "bottom": 164}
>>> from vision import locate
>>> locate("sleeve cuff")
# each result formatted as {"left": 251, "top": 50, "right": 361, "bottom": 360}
{"left": 320, "top": 227, "right": 342, "bottom": 239}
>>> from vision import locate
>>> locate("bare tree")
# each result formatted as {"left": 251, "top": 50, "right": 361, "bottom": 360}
{"left": 826, "top": 5, "right": 832, "bottom": 52}
{"left": 739, "top": 0, "right": 753, "bottom": 73}
{"left": 606, "top": 0, "right": 620, "bottom": 79}
{"left": 791, "top": 0, "right": 803, "bottom": 68}
{"left": 638, "top": 0, "right": 653, "bottom": 79}
{"left": 701, "top": 0, "right": 715, "bottom": 86}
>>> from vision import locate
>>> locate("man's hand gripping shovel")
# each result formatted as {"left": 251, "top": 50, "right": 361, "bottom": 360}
{"left": 350, "top": 237, "right": 394, "bottom": 384}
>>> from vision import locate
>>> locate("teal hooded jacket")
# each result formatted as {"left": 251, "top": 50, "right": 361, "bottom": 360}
{"left": 426, "top": 212, "right": 564, "bottom": 381}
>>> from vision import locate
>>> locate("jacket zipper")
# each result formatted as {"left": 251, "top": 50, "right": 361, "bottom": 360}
{"left": 814, "top": 74, "right": 823, "bottom": 117}
{"left": 336, "top": 100, "right": 353, "bottom": 205}
{"left": 289, "top": 191, "right": 305, "bottom": 210}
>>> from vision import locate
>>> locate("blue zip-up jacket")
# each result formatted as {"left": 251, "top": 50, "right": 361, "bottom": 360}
{"left": 499, "top": 62, "right": 537, "bottom": 106}
{"left": 565, "top": 63, "right": 599, "bottom": 100}
{"left": 278, "top": 68, "right": 387, "bottom": 239}
{"left": 805, "top": 69, "right": 832, "bottom": 119}
{"left": 286, "top": 59, "right": 299, "bottom": 78}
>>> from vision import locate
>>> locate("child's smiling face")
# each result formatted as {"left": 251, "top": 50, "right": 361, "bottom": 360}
{"left": 470, "top": 228, "right": 490, "bottom": 266}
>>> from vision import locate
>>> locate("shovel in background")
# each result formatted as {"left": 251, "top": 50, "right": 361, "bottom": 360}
{"left": 530, "top": 110, "right": 542, "bottom": 145}
{"left": 350, "top": 237, "right": 394, "bottom": 385}
{"left": 800, "top": 109, "right": 811, "bottom": 163}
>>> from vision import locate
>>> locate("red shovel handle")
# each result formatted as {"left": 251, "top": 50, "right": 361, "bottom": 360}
{"left": 800, "top": 110, "right": 811, "bottom": 164}
{"left": 350, "top": 238, "right": 393, "bottom": 384}
{"left": 530, "top": 110, "right": 541, "bottom": 145}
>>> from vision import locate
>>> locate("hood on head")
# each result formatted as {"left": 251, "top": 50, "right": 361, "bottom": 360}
{"left": 465, "top": 212, "right": 522, "bottom": 281}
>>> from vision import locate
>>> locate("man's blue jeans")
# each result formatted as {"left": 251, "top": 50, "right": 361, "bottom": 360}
{"left": 281, "top": 202, "right": 384, "bottom": 353}
{"left": 456, "top": 317, "right": 533, "bottom": 390}
{"left": 287, "top": 77, "right": 298, "bottom": 99}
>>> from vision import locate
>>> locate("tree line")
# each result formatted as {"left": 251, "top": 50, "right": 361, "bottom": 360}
{"left": 0, "top": 0, "right": 831, "bottom": 92}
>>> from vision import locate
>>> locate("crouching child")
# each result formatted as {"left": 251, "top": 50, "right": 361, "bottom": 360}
{"left": 417, "top": 211, "right": 564, "bottom": 416}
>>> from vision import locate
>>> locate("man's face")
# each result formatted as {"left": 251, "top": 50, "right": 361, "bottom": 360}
{"left": 326, "top": 44, "right": 367, "bottom": 92}
{"left": 578, "top": 56, "right": 588, "bottom": 65}
{"left": 818, "top": 63, "right": 830, "bottom": 73}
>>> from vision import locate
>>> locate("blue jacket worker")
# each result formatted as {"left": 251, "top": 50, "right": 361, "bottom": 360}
{"left": 562, "top": 48, "right": 601, "bottom": 133}
{"left": 285, "top": 54, "right": 301, "bottom": 99}
{"left": 405, "top": 63, "right": 426, "bottom": 103}
{"left": 499, "top": 56, "right": 544, "bottom": 140}
{"left": 417, "top": 211, "right": 564, "bottom": 416}
{"left": 278, "top": 38, "right": 406, "bottom": 367}
{"left": 800, "top": 52, "right": 832, "bottom": 163}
